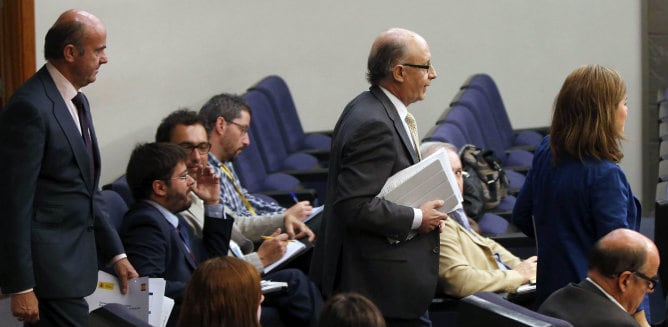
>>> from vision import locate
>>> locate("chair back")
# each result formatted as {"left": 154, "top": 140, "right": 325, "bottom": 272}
{"left": 243, "top": 90, "right": 318, "bottom": 173}
{"left": 98, "top": 189, "right": 129, "bottom": 232}
{"left": 250, "top": 75, "right": 331, "bottom": 152}
{"left": 458, "top": 292, "right": 573, "bottom": 327}
{"left": 102, "top": 175, "right": 134, "bottom": 207}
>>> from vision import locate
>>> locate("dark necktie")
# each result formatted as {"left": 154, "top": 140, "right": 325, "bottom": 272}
{"left": 71, "top": 92, "right": 95, "bottom": 179}
{"left": 176, "top": 220, "right": 195, "bottom": 261}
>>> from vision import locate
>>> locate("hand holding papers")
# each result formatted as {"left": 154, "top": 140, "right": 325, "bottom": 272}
{"left": 378, "top": 148, "right": 462, "bottom": 243}
{"left": 378, "top": 148, "right": 462, "bottom": 212}
{"left": 85, "top": 271, "right": 173, "bottom": 327}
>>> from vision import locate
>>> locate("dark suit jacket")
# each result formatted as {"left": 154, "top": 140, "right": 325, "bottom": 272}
{"left": 538, "top": 280, "right": 640, "bottom": 327}
{"left": 310, "top": 86, "right": 440, "bottom": 319}
{"left": 0, "top": 66, "right": 123, "bottom": 298}
{"left": 120, "top": 201, "right": 233, "bottom": 303}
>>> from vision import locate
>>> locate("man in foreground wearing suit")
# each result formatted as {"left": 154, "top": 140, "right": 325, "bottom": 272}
{"left": 310, "top": 28, "right": 447, "bottom": 327}
{"left": 539, "top": 228, "right": 658, "bottom": 327}
{"left": 0, "top": 10, "right": 137, "bottom": 326}
{"left": 121, "top": 142, "right": 234, "bottom": 327}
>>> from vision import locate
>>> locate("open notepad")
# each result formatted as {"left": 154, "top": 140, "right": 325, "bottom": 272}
{"left": 263, "top": 239, "right": 313, "bottom": 274}
{"left": 378, "top": 148, "right": 462, "bottom": 243}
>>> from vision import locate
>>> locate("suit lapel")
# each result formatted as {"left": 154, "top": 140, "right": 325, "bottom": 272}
{"left": 40, "top": 68, "right": 96, "bottom": 191}
{"left": 370, "top": 86, "right": 419, "bottom": 164}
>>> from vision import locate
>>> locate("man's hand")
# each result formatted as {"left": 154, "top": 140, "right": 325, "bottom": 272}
{"left": 417, "top": 200, "right": 448, "bottom": 234}
{"left": 283, "top": 214, "right": 315, "bottom": 241}
{"left": 190, "top": 166, "right": 220, "bottom": 205}
{"left": 11, "top": 291, "right": 39, "bottom": 324}
{"left": 113, "top": 257, "right": 139, "bottom": 294}
{"left": 513, "top": 256, "right": 538, "bottom": 284}
{"left": 284, "top": 201, "right": 313, "bottom": 221}
{"left": 257, "top": 229, "right": 289, "bottom": 267}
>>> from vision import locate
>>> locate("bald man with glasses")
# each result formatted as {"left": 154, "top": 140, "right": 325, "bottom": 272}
{"left": 539, "top": 228, "right": 658, "bottom": 327}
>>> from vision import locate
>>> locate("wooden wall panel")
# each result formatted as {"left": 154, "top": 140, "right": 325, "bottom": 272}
{"left": 1, "top": 0, "right": 35, "bottom": 108}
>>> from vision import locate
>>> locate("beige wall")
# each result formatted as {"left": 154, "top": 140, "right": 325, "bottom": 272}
{"left": 35, "top": 1, "right": 643, "bottom": 199}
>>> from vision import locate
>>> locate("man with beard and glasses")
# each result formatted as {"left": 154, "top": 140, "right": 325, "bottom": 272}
{"left": 120, "top": 142, "right": 233, "bottom": 327}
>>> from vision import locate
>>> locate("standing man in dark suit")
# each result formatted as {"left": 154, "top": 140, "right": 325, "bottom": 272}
{"left": 0, "top": 9, "right": 138, "bottom": 326}
{"left": 310, "top": 28, "right": 447, "bottom": 327}
{"left": 539, "top": 228, "right": 658, "bottom": 327}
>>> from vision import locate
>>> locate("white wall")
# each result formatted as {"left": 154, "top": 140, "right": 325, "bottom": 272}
{"left": 35, "top": 0, "right": 643, "bottom": 198}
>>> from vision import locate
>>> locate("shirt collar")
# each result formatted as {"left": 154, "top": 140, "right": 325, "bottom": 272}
{"left": 144, "top": 200, "right": 179, "bottom": 229}
{"left": 46, "top": 62, "right": 78, "bottom": 101}
{"left": 379, "top": 85, "right": 408, "bottom": 120}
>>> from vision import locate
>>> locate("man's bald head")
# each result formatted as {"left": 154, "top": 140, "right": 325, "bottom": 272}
{"left": 44, "top": 10, "right": 104, "bottom": 61}
{"left": 367, "top": 28, "right": 423, "bottom": 85}
{"left": 589, "top": 228, "right": 658, "bottom": 278}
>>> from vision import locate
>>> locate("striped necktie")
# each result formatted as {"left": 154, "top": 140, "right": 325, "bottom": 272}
{"left": 405, "top": 112, "right": 421, "bottom": 160}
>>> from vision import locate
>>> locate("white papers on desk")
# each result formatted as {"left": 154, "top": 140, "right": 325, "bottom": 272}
{"left": 378, "top": 148, "right": 462, "bottom": 213}
{"left": 85, "top": 270, "right": 173, "bottom": 327}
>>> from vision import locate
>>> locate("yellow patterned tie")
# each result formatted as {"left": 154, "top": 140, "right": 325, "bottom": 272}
{"left": 218, "top": 163, "right": 257, "bottom": 216}
{"left": 405, "top": 112, "right": 422, "bottom": 160}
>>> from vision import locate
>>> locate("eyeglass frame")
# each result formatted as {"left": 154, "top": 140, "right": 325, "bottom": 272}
{"left": 161, "top": 171, "right": 190, "bottom": 182}
{"left": 227, "top": 120, "right": 249, "bottom": 135}
{"left": 401, "top": 63, "right": 434, "bottom": 71}
{"left": 632, "top": 271, "right": 659, "bottom": 291}
{"left": 178, "top": 142, "right": 211, "bottom": 155}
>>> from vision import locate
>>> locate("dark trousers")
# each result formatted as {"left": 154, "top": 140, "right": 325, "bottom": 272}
{"left": 385, "top": 310, "right": 432, "bottom": 327}
{"left": 263, "top": 268, "right": 323, "bottom": 327}
{"left": 28, "top": 297, "right": 88, "bottom": 327}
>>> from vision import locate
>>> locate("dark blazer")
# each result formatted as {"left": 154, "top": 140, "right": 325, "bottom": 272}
{"left": 0, "top": 66, "right": 123, "bottom": 298}
{"left": 120, "top": 201, "right": 233, "bottom": 304}
{"left": 513, "top": 136, "right": 641, "bottom": 305}
{"left": 538, "top": 280, "right": 640, "bottom": 327}
{"left": 310, "top": 86, "right": 440, "bottom": 320}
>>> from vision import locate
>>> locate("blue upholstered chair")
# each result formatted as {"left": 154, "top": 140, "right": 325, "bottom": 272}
{"left": 462, "top": 73, "right": 546, "bottom": 148}
{"left": 248, "top": 75, "right": 332, "bottom": 153}
{"left": 97, "top": 189, "right": 129, "bottom": 232}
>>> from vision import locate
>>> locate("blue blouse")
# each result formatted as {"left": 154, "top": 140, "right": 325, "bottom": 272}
{"left": 513, "top": 136, "right": 641, "bottom": 306}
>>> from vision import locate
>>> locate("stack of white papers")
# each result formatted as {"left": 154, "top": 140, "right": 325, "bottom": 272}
{"left": 85, "top": 271, "right": 173, "bottom": 327}
{"left": 378, "top": 148, "right": 462, "bottom": 213}
{"left": 378, "top": 148, "right": 462, "bottom": 243}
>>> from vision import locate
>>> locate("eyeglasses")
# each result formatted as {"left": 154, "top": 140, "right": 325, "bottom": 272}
{"left": 178, "top": 142, "right": 211, "bottom": 155}
{"left": 633, "top": 271, "right": 659, "bottom": 291}
{"left": 227, "top": 121, "right": 249, "bottom": 135}
{"left": 401, "top": 63, "right": 433, "bottom": 71}
{"left": 163, "top": 172, "right": 190, "bottom": 182}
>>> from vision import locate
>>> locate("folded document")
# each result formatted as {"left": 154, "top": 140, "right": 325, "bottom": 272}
{"left": 85, "top": 270, "right": 173, "bottom": 327}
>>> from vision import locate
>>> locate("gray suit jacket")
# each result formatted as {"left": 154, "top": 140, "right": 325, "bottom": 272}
{"left": 538, "top": 280, "right": 640, "bottom": 327}
{"left": 0, "top": 66, "right": 123, "bottom": 298}
{"left": 310, "top": 86, "right": 440, "bottom": 319}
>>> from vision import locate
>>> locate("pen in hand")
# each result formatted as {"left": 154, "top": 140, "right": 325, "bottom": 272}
{"left": 290, "top": 192, "right": 299, "bottom": 204}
